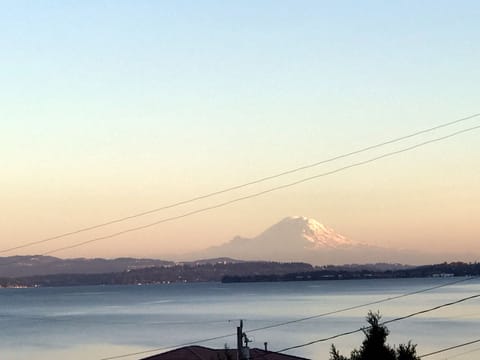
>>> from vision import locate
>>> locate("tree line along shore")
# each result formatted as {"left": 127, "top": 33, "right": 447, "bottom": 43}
{"left": 1, "top": 260, "right": 478, "bottom": 288}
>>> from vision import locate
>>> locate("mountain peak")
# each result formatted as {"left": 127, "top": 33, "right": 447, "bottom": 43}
{"left": 280, "top": 216, "right": 328, "bottom": 230}
{"left": 186, "top": 215, "right": 381, "bottom": 265}
{"left": 263, "top": 216, "right": 354, "bottom": 249}
{"left": 185, "top": 216, "right": 435, "bottom": 265}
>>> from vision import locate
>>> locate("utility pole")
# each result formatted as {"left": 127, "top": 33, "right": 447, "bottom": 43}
{"left": 237, "top": 319, "right": 251, "bottom": 360}
{"left": 236, "top": 320, "right": 244, "bottom": 360}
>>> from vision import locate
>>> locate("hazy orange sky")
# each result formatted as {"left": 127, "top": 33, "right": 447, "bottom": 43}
{"left": 1, "top": 1, "right": 479, "bottom": 261}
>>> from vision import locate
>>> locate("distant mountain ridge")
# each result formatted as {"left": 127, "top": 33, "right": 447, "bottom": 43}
{"left": 0, "top": 261, "right": 315, "bottom": 287}
{"left": 0, "top": 256, "right": 174, "bottom": 278}
{"left": 0, "top": 255, "right": 252, "bottom": 278}
{"left": 3, "top": 259, "right": 477, "bottom": 288}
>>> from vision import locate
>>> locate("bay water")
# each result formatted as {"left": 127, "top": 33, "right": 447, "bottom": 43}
{"left": 1, "top": 277, "right": 479, "bottom": 360}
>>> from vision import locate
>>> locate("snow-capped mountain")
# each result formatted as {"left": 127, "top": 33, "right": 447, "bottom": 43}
{"left": 183, "top": 216, "right": 448, "bottom": 265}
{"left": 185, "top": 216, "right": 384, "bottom": 264}
{"left": 256, "top": 216, "right": 356, "bottom": 249}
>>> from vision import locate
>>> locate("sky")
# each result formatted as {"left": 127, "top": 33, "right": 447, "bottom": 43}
{"left": 1, "top": 1, "right": 479, "bottom": 260}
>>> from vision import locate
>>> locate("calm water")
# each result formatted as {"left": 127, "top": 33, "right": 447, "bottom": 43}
{"left": 1, "top": 278, "right": 479, "bottom": 360}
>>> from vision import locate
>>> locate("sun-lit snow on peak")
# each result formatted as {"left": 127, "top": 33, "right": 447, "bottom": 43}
{"left": 266, "top": 216, "right": 355, "bottom": 249}
{"left": 289, "top": 216, "right": 328, "bottom": 231}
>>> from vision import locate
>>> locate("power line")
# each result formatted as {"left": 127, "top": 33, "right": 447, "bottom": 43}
{"left": 99, "top": 332, "right": 237, "bottom": 360}
{"left": 445, "top": 346, "right": 480, "bottom": 359}
{"left": 98, "top": 277, "right": 478, "bottom": 360}
{"left": 245, "top": 276, "right": 476, "bottom": 333}
{"left": 443, "top": 346, "right": 480, "bottom": 359}
{"left": 420, "top": 339, "right": 480, "bottom": 358}
{"left": 26, "top": 123, "right": 480, "bottom": 257}
{"left": 274, "top": 293, "right": 480, "bottom": 354}
{"left": 2, "top": 112, "right": 479, "bottom": 255}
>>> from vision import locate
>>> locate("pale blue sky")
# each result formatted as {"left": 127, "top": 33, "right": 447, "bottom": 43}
{"left": 1, "top": 1, "right": 479, "bottom": 258}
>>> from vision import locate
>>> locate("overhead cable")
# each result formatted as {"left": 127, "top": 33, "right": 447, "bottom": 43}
{"left": 274, "top": 293, "right": 480, "bottom": 354}
{"left": 99, "top": 331, "right": 237, "bottom": 360}
{"left": 420, "top": 339, "right": 480, "bottom": 358}
{"left": 29, "top": 124, "right": 480, "bottom": 256}
{"left": 246, "top": 276, "right": 476, "bottom": 333}
{"left": 2, "top": 112, "right": 479, "bottom": 255}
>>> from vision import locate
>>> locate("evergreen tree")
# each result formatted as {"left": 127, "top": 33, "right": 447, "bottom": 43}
{"left": 330, "top": 311, "right": 419, "bottom": 360}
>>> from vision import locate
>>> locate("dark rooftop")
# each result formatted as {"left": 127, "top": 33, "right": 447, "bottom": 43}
{"left": 141, "top": 345, "right": 310, "bottom": 360}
